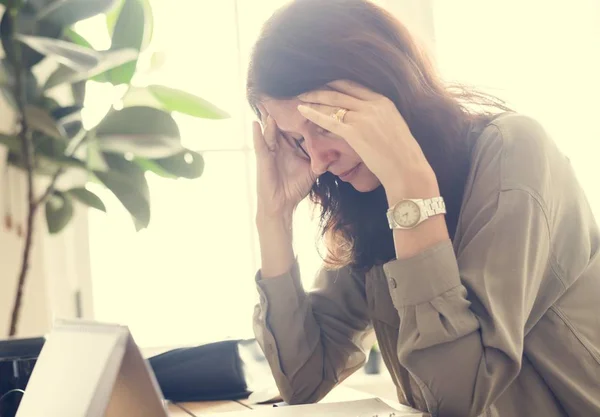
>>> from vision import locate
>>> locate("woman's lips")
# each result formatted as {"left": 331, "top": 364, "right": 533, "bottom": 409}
{"left": 338, "top": 164, "right": 360, "bottom": 181}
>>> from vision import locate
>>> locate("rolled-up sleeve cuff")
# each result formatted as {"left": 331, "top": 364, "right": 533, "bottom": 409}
{"left": 256, "top": 259, "right": 306, "bottom": 312}
{"left": 383, "top": 240, "right": 461, "bottom": 307}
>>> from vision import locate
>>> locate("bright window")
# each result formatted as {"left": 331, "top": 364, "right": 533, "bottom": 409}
{"left": 86, "top": 0, "right": 324, "bottom": 347}
{"left": 85, "top": 0, "right": 599, "bottom": 348}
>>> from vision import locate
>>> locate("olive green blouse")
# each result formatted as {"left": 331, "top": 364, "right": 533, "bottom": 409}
{"left": 253, "top": 113, "right": 600, "bottom": 417}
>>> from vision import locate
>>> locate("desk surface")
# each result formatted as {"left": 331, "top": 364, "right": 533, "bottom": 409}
{"left": 168, "top": 399, "right": 249, "bottom": 415}
{"left": 167, "top": 386, "right": 427, "bottom": 416}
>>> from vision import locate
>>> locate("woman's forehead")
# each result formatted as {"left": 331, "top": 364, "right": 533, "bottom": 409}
{"left": 261, "top": 98, "right": 304, "bottom": 133}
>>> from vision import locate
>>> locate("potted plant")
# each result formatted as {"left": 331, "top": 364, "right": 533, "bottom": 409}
{"left": 364, "top": 343, "right": 381, "bottom": 375}
{"left": 0, "top": 0, "right": 228, "bottom": 415}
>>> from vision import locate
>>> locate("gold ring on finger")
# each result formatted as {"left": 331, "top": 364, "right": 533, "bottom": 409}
{"left": 331, "top": 107, "right": 348, "bottom": 123}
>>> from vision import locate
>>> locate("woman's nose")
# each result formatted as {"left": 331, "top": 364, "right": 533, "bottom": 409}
{"left": 305, "top": 135, "right": 338, "bottom": 175}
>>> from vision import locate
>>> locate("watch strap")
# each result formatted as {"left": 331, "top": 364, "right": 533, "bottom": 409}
{"left": 386, "top": 197, "right": 446, "bottom": 229}
{"left": 422, "top": 196, "right": 446, "bottom": 217}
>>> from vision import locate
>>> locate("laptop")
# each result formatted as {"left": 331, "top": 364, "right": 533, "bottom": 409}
{"left": 15, "top": 319, "right": 168, "bottom": 417}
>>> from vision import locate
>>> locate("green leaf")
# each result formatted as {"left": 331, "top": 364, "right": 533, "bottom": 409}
{"left": 134, "top": 150, "right": 204, "bottom": 180}
{"left": 106, "top": 0, "right": 152, "bottom": 49}
{"left": 134, "top": 157, "right": 176, "bottom": 179}
{"left": 132, "top": 216, "right": 146, "bottom": 232}
{"left": 50, "top": 104, "right": 81, "bottom": 119}
{"left": 5, "top": 132, "right": 87, "bottom": 176}
{"left": 0, "top": 86, "right": 17, "bottom": 110}
{"left": 1, "top": 4, "right": 63, "bottom": 68}
{"left": 25, "top": 105, "right": 66, "bottom": 139}
{"left": 67, "top": 187, "right": 106, "bottom": 212}
{"left": 27, "top": 0, "right": 63, "bottom": 13}
{"left": 36, "top": 0, "right": 119, "bottom": 28}
{"left": 63, "top": 28, "right": 93, "bottom": 48}
{"left": 15, "top": 34, "right": 99, "bottom": 71}
{"left": 43, "top": 48, "right": 137, "bottom": 90}
{"left": 105, "top": 0, "right": 125, "bottom": 36}
{"left": 86, "top": 138, "right": 109, "bottom": 171}
{"left": 7, "top": 155, "right": 85, "bottom": 177}
{"left": 139, "top": 0, "right": 153, "bottom": 50}
{"left": 121, "top": 86, "right": 162, "bottom": 108}
{"left": 51, "top": 105, "right": 83, "bottom": 139}
{"left": 3, "top": 132, "right": 68, "bottom": 162}
{"left": 1, "top": 59, "right": 40, "bottom": 102}
{"left": 105, "top": 153, "right": 152, "bottom": 233}
{"left": 0, "top": 59, "right": 13, "bottom": 85}
{"left": 62, "top": 29, "right": 111, "bottom": 84}
{"left": 148, "top": 85, "right": 230, "bottom": 119}
{"left": 39, "top": 96, "right": 60, "bottom": 112}
{"left": 102, "top": 151, "right": 142, "bottom": 175}
{"left": 95, "top": 106, "right": 182, "bottom": 158}
{"left": 71, "top": 80, "right": 86, "bottom": 104}
{"left": 105, "top": 0, "right": 148, "bottom": 85}
{"left": 44, "top": 66, "right": 77, "bottom": 89}
{"left": 149, "top": 49, "right": 166, "bottom": 72}
{"left": 45, "top": 190, "right": 74, "bottom": 234}
{"left": 94, "top": 164, "right": 150, "bottom": 228}
{"left": 151, "top": 150, "right": 204, "bottom": 179}
{"left": 0, "top": 134, "right": 21, "bottom": 152}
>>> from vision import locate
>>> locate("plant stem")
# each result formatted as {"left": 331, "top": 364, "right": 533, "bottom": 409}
{"left": 35, "top": 132, "right": 91, "bottom": 206}
{"left": 35, "top": 167, "right": 63, "bottom": 206}
{"left": 6, "top": 2, "right": 38, "bottom": 337}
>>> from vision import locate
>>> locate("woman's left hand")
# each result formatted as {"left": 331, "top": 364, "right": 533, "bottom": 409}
{"left": 297, "top": 80, "right": 439, "bottom": 203}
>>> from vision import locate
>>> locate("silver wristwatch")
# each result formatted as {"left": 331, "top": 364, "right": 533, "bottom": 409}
{"left": 386, "top": 197, "right": 446, "bottom": 230}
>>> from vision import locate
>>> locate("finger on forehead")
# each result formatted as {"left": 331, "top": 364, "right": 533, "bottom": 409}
{"left": 298, "top": 89, "right": 363, "bottom": 111}
{"left": 262, "top": 115, "right": 279, "bottom": 150}
{"left": 297, "top": 104, "right": 352, "bottom": 139}
{"left": 327, "top": 79, "right": 379, "bottom": 101}
{"left": 256, "top": 103, "right": 268, "bottom": 124}
{"left": 252, "top": 121, "right": 269, "bottom": 155}
{"left": 297, "top": 102, "right": 355, "bottom": 125}
{"left": 302, "top": 102, "right": 337, "bottom": 116}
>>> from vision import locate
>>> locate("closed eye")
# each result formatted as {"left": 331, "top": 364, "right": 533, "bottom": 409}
{"left": 315, "top": 125, "right": 332, "bottom": 136}
{"left": 293, "top": 137, "right": 310, "bottom": 159}
{"left": 281, "top": 133, "right": 310, "bottom": 159}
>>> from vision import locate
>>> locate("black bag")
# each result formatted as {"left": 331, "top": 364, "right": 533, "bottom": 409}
{"left": 0, "top": 338, "right": 45, "bottom": 417}
{"left": 148, "top": 339, "right": 258, "bottom": 402}
{"left": 1, "top": 336, "right": 274, "bottom": 408}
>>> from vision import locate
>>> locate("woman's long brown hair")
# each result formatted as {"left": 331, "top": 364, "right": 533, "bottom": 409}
{"left": 247, "top": 0, "right": 510, "bottom": 272}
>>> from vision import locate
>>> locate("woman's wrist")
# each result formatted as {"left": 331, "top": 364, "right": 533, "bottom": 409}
{"left": 383, "top": 167, "right": 440, "bottom": 207}
{"left": 383, "top": 171, "right": 448, "bottom": 260}
{"left": 392, "top": 215, "right": 450, "bottom": 259}
{"left": 256, "top": 210, "right": 296, "bottom": 279}
{"left": 384, "top": 182, "right": 440, "bottom": 207}
{"left": 256, "top": 208, "right": 294, "bottom": 233}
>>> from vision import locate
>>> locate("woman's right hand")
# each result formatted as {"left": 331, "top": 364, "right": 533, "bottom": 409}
{"left": 253, "top": 111, "right": 317, "bottom": 221}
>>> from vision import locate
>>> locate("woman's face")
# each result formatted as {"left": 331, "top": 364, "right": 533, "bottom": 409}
{"left": 261, "top": 98, "right": 381, "bottom": 192}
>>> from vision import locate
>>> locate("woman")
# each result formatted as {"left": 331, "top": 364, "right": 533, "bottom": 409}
{"left": 247, "top": 1, "right": 600, "bottom": 416}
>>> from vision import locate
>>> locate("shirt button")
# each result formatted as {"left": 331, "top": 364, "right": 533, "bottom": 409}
{"left": 388, "top": 278, "right": 397, "bottom": 289}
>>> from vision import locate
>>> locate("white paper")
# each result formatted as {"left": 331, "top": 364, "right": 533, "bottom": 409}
{"left": 16, "top": 320, "right": 128, "bottom": 417}
{"left": 206, "top": 398, "right": 424, "bottom": 417}
{"left": 15, "top": 319, "right": 168, "bottom": 417}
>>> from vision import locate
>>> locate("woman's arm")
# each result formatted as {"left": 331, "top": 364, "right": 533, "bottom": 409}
{"left": 253, "top": 252, "right": 374, "bottom": 404}
{"left": 256, "top": 214, "right": 296, "bottom": 279}
{"left": 384, "top": 189, "right": 554, "bottom": 416}
{"left": 383, "top": 116, "right": 573, "bottom": 417}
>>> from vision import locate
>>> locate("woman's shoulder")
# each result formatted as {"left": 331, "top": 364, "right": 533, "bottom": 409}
{"left": 476, "top": 112, "right": 559, "bottom": 164}
{"left": 470, "top": 111, "right": 571, "bottom": 201}
{"left": 484, "top": 112, "right": 555, "bottom": 154}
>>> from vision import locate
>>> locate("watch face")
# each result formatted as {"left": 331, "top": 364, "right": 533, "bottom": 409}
{"left": 393, "top": 200, "right": 421, "bottom": 228}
